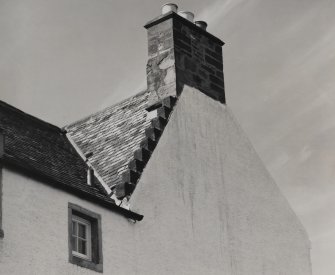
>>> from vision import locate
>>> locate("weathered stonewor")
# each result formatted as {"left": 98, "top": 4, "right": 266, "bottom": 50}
{"left": 114, "top": 96, "right": 177, "bottom": 199}
{"left": 145, "top": 11, "right": 225, "bottom": 108}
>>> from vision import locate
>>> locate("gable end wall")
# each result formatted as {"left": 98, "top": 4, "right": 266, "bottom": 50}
{"left": 130, "top": 85, "right": 312, "bottom": 275}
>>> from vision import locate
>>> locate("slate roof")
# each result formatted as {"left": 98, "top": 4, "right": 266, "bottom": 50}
{"left": 65, "top": 90, "right": 177, "bottom": 199}
{"left": 0, "top": 100, "right": 143, "bottom": 220}
{"left": 65, "top": 90, "right": 151, "bottom": 190}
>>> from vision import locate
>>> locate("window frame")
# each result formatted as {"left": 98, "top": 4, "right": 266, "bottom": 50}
{"left": 71, "top": 215, "right": 92, "bottom": 260}
{"left": 68, "top": 203, "right": 103, "bottom": 273}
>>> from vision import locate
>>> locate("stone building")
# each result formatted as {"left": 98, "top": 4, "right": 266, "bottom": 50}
{"left": 0, "top": 5, "right": 311, "bottom": 275}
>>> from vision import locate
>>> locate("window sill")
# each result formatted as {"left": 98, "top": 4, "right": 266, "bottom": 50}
{"left": 70, "top": 254, "right": 103, "bottom": 273}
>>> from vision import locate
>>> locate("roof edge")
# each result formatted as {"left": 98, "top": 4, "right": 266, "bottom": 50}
{"left": 0, "top": 100, "right": 61, "bottom": 133}
{"left": 65, "top": 132, "right": 112, "bottom": 195}
{"left": 114, "top": 96, "right": 177, "bottom": 200}
{"left": 2, "top": 158, "right": 143, "bottom": 221}
{"left": 64, "top": 90, "right": 149, "bottom": 130}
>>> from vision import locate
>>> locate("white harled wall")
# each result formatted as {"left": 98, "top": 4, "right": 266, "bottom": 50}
{"left": 0, "top": 168, "right": 133, "bottom": 275}
{"left": 0, "top": 86, "right": 311, "bottom": 274}
{"left": 130, "top": 86, "right": 312, "bottom": 275}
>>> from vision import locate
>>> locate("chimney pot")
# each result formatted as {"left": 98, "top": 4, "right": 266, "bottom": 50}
{"left": 195, "top": 20, "right": 208, "bottom": 31}
{"left": 161, "top": 3, "right": 178, "bottom": 14}
{"left": 178, "top": 11, "right": 195, "bottom": 22}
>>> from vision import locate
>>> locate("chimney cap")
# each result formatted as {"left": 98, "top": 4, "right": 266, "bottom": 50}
{"left": 195, "top": 20, "right": 208, "bottom": 31}
{"left": 161, "top": 3, "right": 178, "bottom": 14}
{"left": 144, "top": 12, "right": 224, "bottom": 46}
{"left": 177, "top": 11, "right": 195, "bottom": 22}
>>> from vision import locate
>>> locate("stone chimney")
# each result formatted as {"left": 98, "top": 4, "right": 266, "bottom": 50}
{"left": 145, "top": 5, "right": 225, "bottom": 107}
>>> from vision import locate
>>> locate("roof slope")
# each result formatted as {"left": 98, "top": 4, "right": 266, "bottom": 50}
{"left": 65, "top": 91, "right": 151, "bottom": 190}
{"left": 0, "top": 101, "right": 111, "bottom": 204}
{"left": 65, "top": 91, "right": 177, "bottom": 199}
{"left": 0, "top": 100, "right": 143, "bottom": 220}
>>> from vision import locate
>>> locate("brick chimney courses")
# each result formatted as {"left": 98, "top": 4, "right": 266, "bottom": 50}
{"left": 145, "top": 6, "right": 225, "bottom": 108}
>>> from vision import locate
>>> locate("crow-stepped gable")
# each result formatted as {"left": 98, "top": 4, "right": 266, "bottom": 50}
{"left": 0, "top": 4, "right": 312, "bottom": 275}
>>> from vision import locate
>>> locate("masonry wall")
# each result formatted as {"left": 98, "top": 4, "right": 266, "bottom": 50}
{"left": 146, "top": 15, "right": 225, "bottom": 108}
{"left": 0, "top": 168, "right": 132, "bottom": 275}
{"left": 174, "top": 19, "right": 225, "bottom": 103}
{"left": 130, "top": 86, "right": 312, "bottom": 275}
{"left": 0, "top": 87, "right": 312, "bottom": 275}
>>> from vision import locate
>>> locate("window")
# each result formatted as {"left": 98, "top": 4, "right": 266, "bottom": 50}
{"left": 71, "top": 215, "right": 91, "bottom": 260}
{"left": 68, "top": 203, "right": 103, "bottom": 272}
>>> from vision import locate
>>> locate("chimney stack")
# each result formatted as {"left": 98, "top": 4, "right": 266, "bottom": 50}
{"left": 145, "top": 5, "right": 225, "bottom": 108}
{"left": 161, "top": 3, "right": 178, "bottom": 14}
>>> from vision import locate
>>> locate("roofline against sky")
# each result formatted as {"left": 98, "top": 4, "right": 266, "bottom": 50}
{"left": 1, "top": 158, "right": 144, "bottom": 221}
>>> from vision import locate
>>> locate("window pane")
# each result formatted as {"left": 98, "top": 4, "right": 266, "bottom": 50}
{"left": 71, "top": 235, "right": 78, "bottom": 252}
{"left": 78, "top": 223, "right": 86, "bottom": 239}
{"left": 78, "top": 239, "right": 87, "bottom": 255}
{"left": 72, "top": 221, "right": 77, "bottom": 236}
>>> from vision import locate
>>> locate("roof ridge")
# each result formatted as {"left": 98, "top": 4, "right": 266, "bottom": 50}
{"left": 64, "top": 89, "right": 149, "bottom": 130}
{"left": 0, "top": 100, "right": 61, "bottom": 133}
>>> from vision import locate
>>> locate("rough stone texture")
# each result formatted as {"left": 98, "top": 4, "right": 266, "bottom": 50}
{"left": 114, "top": 96, "right": 177, "bottom": 199}
{"left": 146, "top": 12, "right": 225, "bottom": 107}
{"left": 146, "top": 19, "right": 177, "bottom": 105}
{"left": 146, "top": 19, "right": 176, "bottom": 103}
{"left": 65, "top": 91, "right": 152, "bottom": 189}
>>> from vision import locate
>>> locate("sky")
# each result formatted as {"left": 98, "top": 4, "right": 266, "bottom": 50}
{"left": 1, "top": 0, "right": 334, "bottom": 273}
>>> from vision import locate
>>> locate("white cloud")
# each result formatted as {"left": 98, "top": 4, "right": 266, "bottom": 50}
{"left": 197, "top": 0, "right": 247, "bottom": 27}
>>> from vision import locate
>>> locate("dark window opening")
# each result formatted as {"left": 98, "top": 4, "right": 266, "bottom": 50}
{"left": 68, "top": 203, "right": 103, "bottom": 273}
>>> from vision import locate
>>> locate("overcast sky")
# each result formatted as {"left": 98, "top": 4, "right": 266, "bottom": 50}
{"left": 1, "top": 0, "right": 334, "bottom": 274}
